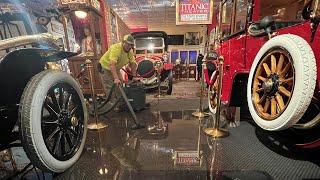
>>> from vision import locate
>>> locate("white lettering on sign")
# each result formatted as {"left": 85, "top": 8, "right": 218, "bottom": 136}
{"left": 181, "top": 14, "right": 208, "bottom": 21}
{"left": 180, "top": 3, "right": 209, "bottom": 14}
{"left": 174, "top": 151, "right": 200, "bottom": 166}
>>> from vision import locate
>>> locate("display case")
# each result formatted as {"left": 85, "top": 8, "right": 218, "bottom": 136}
{"left": 58, "top": 0, "right": 106, "bottom": 94}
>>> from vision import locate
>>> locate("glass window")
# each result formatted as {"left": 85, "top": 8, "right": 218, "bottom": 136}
{"left": 180, "top": 51, "right": 188, "bottom": 65}
{"left": 153, "top": 49, "right": 163, "bottom": 54}
{"left": 146, "top": 49, "right": 163, "bottom": 54}
{"left": 135, "top": 37, "right": 164, "bottom": 49}
{"left": 135, "top": 50, "right": 145, "bottom": 54}
{"left": 189, "top": 51, "right": 198, "bottom": 64}
{"left": 171, "top": 51, "right": 179, "bottom": 63}
{"left": 234, "top": 0, "right": 248, "bottom": 33}
{"left": 220, "top": 0, "right": 233, "bottom": 38}
{"left": 71, "top": 12, "right": 102, "bottom": 56}
{"left": 260, "top": 0, "right": 304, "bottom": 22}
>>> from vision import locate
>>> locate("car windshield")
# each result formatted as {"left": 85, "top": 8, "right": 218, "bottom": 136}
{"left": 135, "top": 37, "right": 164, "bottom": 49}
{"left": 260, "top": 0, "right": 305, "bottom": 22}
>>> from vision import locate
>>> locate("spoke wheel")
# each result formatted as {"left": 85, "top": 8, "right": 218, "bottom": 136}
{"left": 42, "top": 83, "right": 84, "bottom": 161}
{"left": 247, "top": 34, "right": 316, "bottom": 131}
{"left": 252, "top": 49, "right": 294, "bottom": 120}
{"left": 19, "top": 70, "right": 87, "bottom": 172}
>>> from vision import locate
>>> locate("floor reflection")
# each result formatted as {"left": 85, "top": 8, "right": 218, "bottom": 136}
{"left": 1, "top": 108, "right": 320, "bottom": 180}
{"left": 55, "top": 109, "right": 208, "bottom": 180}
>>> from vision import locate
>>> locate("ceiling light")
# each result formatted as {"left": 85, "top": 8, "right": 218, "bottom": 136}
{"left": 74, "top": 10, "right": 87, "bottom": 19}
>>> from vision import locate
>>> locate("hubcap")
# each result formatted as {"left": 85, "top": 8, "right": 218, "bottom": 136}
{"left": 71, "top": 117, "right": 78, "bottom": 127}
{"left": 263, "top": 74, "right": 280, "bottom": 96}
{"left": 41, "top": 83, "right": 84, "bottom": 161}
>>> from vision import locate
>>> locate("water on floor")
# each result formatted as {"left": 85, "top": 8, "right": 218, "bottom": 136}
{"left": 1, "top": 81, "right": 320, "bottom": 180}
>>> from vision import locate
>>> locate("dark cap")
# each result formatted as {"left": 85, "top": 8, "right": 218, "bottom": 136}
{"left": 123, "top": 34, "right": 134, "bottom": 45}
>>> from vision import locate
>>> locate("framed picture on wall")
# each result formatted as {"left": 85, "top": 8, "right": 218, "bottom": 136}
{"left": 185, "top": 32, "right": 200, "bottom": 45}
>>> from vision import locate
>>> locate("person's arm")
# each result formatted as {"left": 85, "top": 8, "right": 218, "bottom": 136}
{"left": 109, "top": 61, "right": 121, "bottom": 84}
{"left": 129, "top": 61, "right": 137, "bottom": 77}
{"left": 108, "top": 46, "right": 121, "bottom": 84}
{"left": 128, "top": 51, "right": 139, "bottom": 80}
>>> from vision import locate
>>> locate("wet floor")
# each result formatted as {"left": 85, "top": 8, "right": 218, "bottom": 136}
{"left": 1, "top": 81, "right": 320, "bottom": 179}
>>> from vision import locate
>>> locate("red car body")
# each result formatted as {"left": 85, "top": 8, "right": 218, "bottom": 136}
{"left": 206, "top": 0, "right": 320, "bottom": 148}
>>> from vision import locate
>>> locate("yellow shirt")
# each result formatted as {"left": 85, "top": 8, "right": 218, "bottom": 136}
{"left": 99, "top": 43, "right": 135, "bottom": 70}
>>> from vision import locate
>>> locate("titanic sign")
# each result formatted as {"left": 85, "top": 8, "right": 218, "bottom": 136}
{"left": 176, "top": 0, "right": 214, "bottom": 25}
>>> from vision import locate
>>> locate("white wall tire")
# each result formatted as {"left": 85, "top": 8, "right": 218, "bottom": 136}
{"left": 208, "top": 71, "right": 218, "bottom": 114}
{"left": 19, "top": 70, "right": 88, "bottom": 172}
{"left": 247, "top": 34, "right": 316, "bottom": 131}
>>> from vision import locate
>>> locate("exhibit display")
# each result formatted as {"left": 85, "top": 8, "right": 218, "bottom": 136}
{"left": 206, "top": 0, "right": 320, "bottom": 147}
{"left": 58, "top": 0, "right": 107, "bottom": 95}
{"left": 132, "top": 31, "right": 173, "bottom": 95}
{"left": 1, "top": 0, "right": 320, "bottom": 179}
{"left": 0, "top": 35, "right": 87, "bottom": 173}
{"left": 0, "top": 1, "right": 88, "bottom": 173}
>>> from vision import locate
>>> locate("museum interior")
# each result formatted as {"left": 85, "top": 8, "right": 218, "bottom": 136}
{"left": 0, "top": 0, "right": 320, "bottom": 179}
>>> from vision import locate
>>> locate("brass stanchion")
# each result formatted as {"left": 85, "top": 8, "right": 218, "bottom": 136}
{"left": 86, "top": 59, "right": 107, "bottom": 130}
{"left": 192, "top": 57, "right": 209, "bottom": 118}
{"left": 148, "top": 72, "right": 167, "bottom": 135}
{"left": 204, "top": 56, "right": 229, "bottom": 138}
{"left": 154, "top": 72, "right": 165, "bottom": 98}
{"left": 154, "top": 61, "right": 165, "bottom": 98}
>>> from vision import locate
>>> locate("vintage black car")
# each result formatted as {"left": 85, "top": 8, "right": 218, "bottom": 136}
{"left": 0, "top": 10, "right": 87, "bottom": 172}
{"left": 0, "top": 33, "right": 87, "bottom": 173}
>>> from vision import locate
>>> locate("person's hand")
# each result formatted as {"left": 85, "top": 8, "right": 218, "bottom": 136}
{"left": 114, "top": 78, "right": 121, "bottom": 84}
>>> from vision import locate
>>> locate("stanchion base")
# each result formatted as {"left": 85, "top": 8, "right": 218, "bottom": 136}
{"left": 203, "top": 128, "right": 229, "bottom": 138}
{"left": 148, "top": 124, "right": 167, "bottom": 135}
{"left": 87, "top": 122, "right": 108, "bottom": 130}
{"left": 192, "top": 111, "right": 209, "bottom": 118}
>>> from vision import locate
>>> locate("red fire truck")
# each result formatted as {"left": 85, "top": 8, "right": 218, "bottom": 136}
{"left": 207, "top": 0, "right": 320, "bottom": 147}
{"left": 132, "top": 31, "right": 173, "bottom": 95}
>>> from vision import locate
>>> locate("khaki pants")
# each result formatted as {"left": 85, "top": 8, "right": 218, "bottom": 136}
{"left": 100, "top": 68, "right": 124, "bottom": 106}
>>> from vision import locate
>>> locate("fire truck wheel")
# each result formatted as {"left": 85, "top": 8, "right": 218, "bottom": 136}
{"left": 247, "top": 34, "right": 316, "bottom": 131}
{"left": 19, "top": 70, "right": 87, "bottom": 172}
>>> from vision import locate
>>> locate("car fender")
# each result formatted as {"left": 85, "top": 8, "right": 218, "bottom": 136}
{"left": 0, "top": 48, "right": 77, "bottom": 105}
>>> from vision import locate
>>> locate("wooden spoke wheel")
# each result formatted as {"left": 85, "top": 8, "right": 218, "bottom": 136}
{"left": 252, "top": 49, "right": 294, "bottom": 120}
{"left": 208, "top": 72, "right": 219, "bottom": 114}
{"left": 247, "top": 34, "right": 316, "bottom": 131}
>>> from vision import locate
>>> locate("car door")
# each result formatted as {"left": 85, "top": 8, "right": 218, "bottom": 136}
{"left": 218, "top": 0, "right": 249, "bottom": 101}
